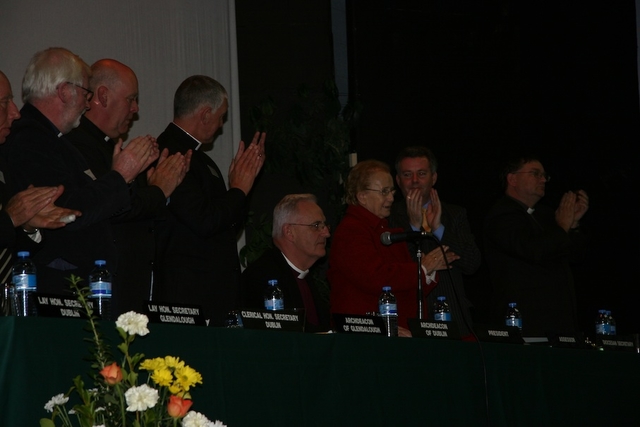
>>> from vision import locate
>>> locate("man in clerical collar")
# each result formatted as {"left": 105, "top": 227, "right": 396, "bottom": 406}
{"left": 154, "top": 75, "right": 265, "bottom": 326}
{"left": 240, "top": 194, "right": 332, "bottom": 333}
{"left": 484, "top": 154, "right": 589, "bottom": 337}
{"left": 65, "top": 59, "right": 189, "bottom": 315}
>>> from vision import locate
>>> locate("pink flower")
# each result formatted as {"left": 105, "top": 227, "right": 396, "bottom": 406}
{"left": 99, "top": 362, "right": 123, "bottom": 385}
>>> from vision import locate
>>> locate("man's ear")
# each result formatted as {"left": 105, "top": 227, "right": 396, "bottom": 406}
{"left": 96, "top": 86, "right": 109, "bottom": 108}
{"left": 198, "top": 106, "right": 212, "bottom": 125}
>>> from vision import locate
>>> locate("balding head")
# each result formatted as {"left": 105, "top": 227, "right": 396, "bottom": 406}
{"left": 85, "top": 59, "right": 139, "bottom": 139}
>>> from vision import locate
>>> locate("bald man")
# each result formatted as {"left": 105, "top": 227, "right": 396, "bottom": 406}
{"left": 66, "top": 59, "right": 189, "bottom": 315}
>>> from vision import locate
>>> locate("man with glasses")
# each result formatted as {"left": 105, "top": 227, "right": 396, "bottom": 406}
{"left": 240, "top": 194, "right": 331, "bottom": 332}
{"left": 483, "top": 155, "right": 589, "bottom": 337}
{"left": 66, "top": 59, "right": 189, "bottom": 315}
{"left": 1, "top": 48, "right": 157, "bottom": 296}
{"left": 154, "top": 75, "right": 266, "bottom": 326}
{"left": 389, "top": 146, "right": 481, "bottom": 339}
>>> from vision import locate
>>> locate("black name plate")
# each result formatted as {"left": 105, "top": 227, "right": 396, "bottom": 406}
{"left": 332, "top": 313, "right": 385, "bottom": 335}
{"left": 145, "top": 301, "right": 206, "bottom": 326}
{"left": 35, "top": 293, "right": 94, "bottom": 319}
{"left": 240, "top": 308, "right": 305, "bottom": 332}
{"left": 547, "top": 332, "right": 585, "bottom": 349}
{"left": 474, "top": 324, "right": 524, "bottom": 344}
{"left": 597, "top": 335, "right": 638, "bottom": 352}
{"left": 407, "top": 319, "right": 461, "bottom": 340}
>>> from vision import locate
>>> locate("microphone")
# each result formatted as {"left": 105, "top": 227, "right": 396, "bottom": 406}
{"left": 380, "top": 230, "right": 433, "bottom": 246}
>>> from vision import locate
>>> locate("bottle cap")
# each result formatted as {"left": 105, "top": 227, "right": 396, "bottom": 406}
{"left": 17, "top": 251, "right": 30, "bottom": 257}
{"left": 437, "top": 296, "right": 446, "bottom": 301}
{"left": 268, "top": 279, "right": 278, "bottom": 286}
{"left": 382, "top": 286, "right": 391, "bottom": 292}
{"left": 94, "top": 260, "right": 106, "bottom": 266}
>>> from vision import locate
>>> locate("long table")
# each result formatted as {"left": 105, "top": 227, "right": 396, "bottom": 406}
{"left": 1, "top": 316, "right": 639, "bottom": 427}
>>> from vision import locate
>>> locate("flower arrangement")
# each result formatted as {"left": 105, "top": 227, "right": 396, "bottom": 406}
{"left": 40, "top": 275, "right": 226, "bottom": 427}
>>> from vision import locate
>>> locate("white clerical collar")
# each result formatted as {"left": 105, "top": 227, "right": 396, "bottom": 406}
{"left": 281, "top": 253, "right": 309, "bottom": 279}
{"left": 527, "top": 207, "right": 535, "bottom": 215}
{"left": 172, "top": 122, "right": 202, "bottom": 151}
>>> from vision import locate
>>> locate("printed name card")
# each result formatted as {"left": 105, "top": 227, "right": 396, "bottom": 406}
{"left": 145, "top": 301, "right": 206, "bottom": 326}
{"left": 474, "top": 324, "right": 524, "bottom": 344}
{"left": 332, "top": 313, "right": 385, "bottom": 335}
{"left": 240, "top": 308, "right": 305, "bottom": 332}
{"left": 407, "top": 319, "right": 461, "bottom": 340}
{"left": 597, "top": 335, "right": 638, "bottom": 352}
{"left": 35, "top": 293, "right": 94, "bottom": 319}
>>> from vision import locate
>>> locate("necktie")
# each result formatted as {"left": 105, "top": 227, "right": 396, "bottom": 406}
{"left": 0, "top": 248, "right": 12, "bottom": 284}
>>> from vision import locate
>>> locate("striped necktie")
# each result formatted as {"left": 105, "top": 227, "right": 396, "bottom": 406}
{"left": 0, "top": 248, "right": 12, "bottom": 285}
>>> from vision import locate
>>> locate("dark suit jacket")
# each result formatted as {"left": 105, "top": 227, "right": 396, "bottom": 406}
{"left": 389, "top": 199, "right": 481, "bottom": 335}
{"left": 154, "top": 123, "right": 247, "bottom": 326}
{"left": 483, "top": 195, "right": 588, "bottom": 336}
{"left": 2, "top": 104, "right": 130, "bottom": 295}
{"left": 66, "top": 116, "right": 167, "bottom": 314}
{"left": 240, "top": 247, "right": 331, "bottom": 333}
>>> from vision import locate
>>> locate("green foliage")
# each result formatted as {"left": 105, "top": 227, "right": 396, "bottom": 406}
{"left": 241, "top": 79, "right": 361, "bottom": 267}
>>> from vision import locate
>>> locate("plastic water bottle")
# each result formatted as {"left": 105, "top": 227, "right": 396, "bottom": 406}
{"left": 378, "top": 286, "right": 398, "bottom": 337}
{"left": 606, "top": 310, "right": 616, "bottom": 336}
{"left": 434, "top": 296, "right": 451, "bottom": 321}
{"left": 264, "top": 279, "right": 284, "bottom": 310}
{"left": 595, "top": 309, "right": 610, "bottom": 335}
{"left": 11, "top": 251, "right": 37, "bottom": 316}
{"left": 89, "top": 260, "right": 112, "bottom": 320}
{"left": 505, "top": 302, "right": 522, "bottom": 330}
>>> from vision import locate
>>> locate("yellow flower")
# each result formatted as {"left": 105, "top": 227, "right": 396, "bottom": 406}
{"left": 173, "top": 365, "right": 203, "bottom": 392}
{"left": 164, "top": 356, "right": 185, "bottom": 369}
{"left": 140, "top": 357, "right": 166, "bottom": 371}
{"left": 151, "top": 368, "right": 174, "bottom": 387}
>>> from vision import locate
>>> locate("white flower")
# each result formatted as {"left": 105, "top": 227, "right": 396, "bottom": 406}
{"left": 124, "top": 384, "right": 159, "bottom": 411}
{"left": 182, "top": 411, "right": 225, "bottom": 427}
{"left": 44, "top": 393, "right": 69, "bottom": 412}
{"left": 116, "top": 311, "right": 150, "bottom": 336}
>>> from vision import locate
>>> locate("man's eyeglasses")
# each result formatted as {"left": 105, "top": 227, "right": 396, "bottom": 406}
{"left": 66, "top": 82, "right": 94, "bottom": 102}
{"left": 287, "top": 221, "right": 330, "bottom": 232}
{"left": 512, "top": 170, "right": 551, "bottom": 181}
{"left": 365, "top": 187, "right": 396, "bottom": 197}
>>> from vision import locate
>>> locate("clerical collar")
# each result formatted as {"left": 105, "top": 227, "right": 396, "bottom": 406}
{"left": 172, "top": 122, "right": 202, "bottom": 151}
{"left": 281, "top": 253, "right": 309, "bottom": 279}
{"left": 527, "top": 207, "right": 535, "bottom": 215}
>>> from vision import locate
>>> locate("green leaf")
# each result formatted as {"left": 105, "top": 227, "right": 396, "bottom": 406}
{"left": 39, "top": 419, "right": 55, "bottom": 427}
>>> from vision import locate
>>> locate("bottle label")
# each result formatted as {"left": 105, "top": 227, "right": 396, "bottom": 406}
{"left": 90, "top": 280, "right": 112, "bottom": 297}
{"left": 265, "top": 298, "right": 284, "bottom": 310}
{"left": 506, "top": 318, "right": 522, "bottom": 328}
{"left": 379, "top": 303, "right": 397, "bottom": 316}
{"left": 12, "top": 274, "right": 36, "bottom": 290}
{"left": 435, "top": 312, "right": 452, "bottom": 322}
{"left": 595, "top": 323, "right": 610, "bottom": 335}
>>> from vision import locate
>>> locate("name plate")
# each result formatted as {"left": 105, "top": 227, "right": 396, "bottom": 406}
{"left": 597, "top": 335, "right": 638, "bottom": 352}
{"left": 407, "top": 319, "right": 461, "bottom": 340}
{"left": 35, "top": 293, "right": 94, "bottom": 319}
{"left": 240, "top": 308, "right": 305, "bottom": 332}
{"left": 332, "top": 313, "right": 385, "bottom": 335}
{"left": 474, "top": 324, "right": 524, "bottom": 344}
{"left": 547, "top": 332, "right": 585, "bottom": 349}
{"left": 145, "top": 301, "right": 206, "bottom": 326}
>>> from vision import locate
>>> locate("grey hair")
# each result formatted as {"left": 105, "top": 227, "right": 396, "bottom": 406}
{"left": 173, "top": 75, "right": 227, "bottom": 119}
{"left": 22, "top": 47, "right": 90, "bottom": 103}
{"left": 272, "top": 194, "right": 318, "bottom": 239}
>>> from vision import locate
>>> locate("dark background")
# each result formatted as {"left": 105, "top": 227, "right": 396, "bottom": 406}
{"left": 236, "top": 0, "right": 640, "bottom": 335}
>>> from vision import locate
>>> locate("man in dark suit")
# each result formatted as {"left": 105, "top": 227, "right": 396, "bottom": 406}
{"left": 240, "top": 194, "right": 331, "bottom": 332}
{"left": 1, "top": 70, "right": 80, "bottom": 284}
{"left": 155, "top": 75, "right": 265, "bottom": 326}
{"left": 66, "top": 59, "right": 189, "bottom": 315}
{"left": 483, "top": 155, "right": 589, "bottom": 337}
{"left": 389, "top": 146, "right": 481, "bottom": 338}
{"left": 2, "top": 48, "right": 156, "bottom": 296}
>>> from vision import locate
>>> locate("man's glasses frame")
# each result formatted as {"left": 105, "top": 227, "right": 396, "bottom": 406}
{"left": 65, "top": 81, "right": 94, "bottom": 102}
{"left": 287, "top": 221, "right": 330, "bottom": 232}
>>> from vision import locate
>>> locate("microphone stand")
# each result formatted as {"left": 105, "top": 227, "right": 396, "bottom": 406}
{"left": 414, "top": 240, "right": 424, "bottom": 320}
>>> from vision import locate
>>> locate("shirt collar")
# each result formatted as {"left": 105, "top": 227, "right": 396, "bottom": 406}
{"left": 281, "top": 252, "right": 309, "bottom": 279}
{"left": 172, "top": 122, "right": 202, "bottom": 151}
